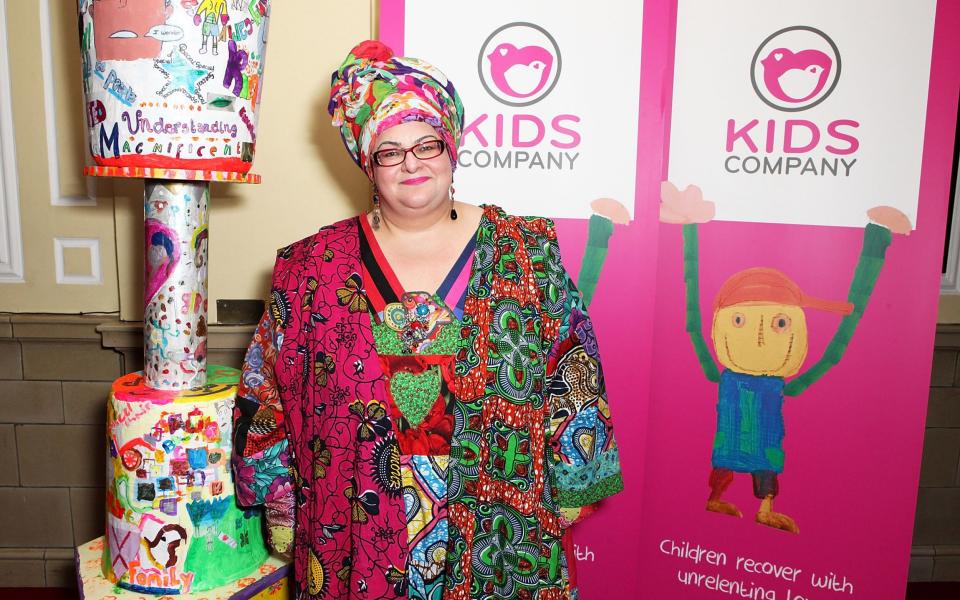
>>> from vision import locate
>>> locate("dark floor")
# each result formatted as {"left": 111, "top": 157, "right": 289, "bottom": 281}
{"left": 906, "top": 583, "right": 960, "bottom": 599}
{"left": 3, "top": 583, "right": 960, "bottom": 599}
{"left": 5, "top": 583, "right": 960, "bottom": 599}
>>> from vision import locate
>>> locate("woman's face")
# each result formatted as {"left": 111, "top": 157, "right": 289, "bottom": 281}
{"left": 371, "top": 121, "right": 453, "bottom": 214}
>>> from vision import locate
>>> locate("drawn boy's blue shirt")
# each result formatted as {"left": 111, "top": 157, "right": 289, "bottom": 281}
{"left": 712, "top": 370, "right": 786, "bottom": 473}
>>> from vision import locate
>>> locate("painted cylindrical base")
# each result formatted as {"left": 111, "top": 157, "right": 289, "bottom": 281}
{"left": 102, "top": 367, "right": 268, "bottom": 594}
{"left": 144, "top": 179, "right": 209, "bottom": 390}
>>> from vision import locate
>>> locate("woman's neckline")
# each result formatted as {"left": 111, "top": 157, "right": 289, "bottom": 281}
{"left": 357, "top": 208, "right": 487, "bottom": 309}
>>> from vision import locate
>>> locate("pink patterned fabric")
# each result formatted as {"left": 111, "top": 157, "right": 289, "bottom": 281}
{"left": 233, "top": 208, "right": 624, "bottom": 599}
{"left": 234, "top": 221, "right": 408, "bottom": 599}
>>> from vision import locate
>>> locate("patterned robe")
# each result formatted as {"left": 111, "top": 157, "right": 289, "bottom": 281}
{"left": 232, "top": 206, "right": 623, "bottom": 599}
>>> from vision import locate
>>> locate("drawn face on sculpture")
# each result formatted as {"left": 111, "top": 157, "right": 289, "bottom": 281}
{"left": 91, "top": 0, "right": 173, "bottom": 61}
{"left": 711, "top": 303, "right": 809, "bottom": 378}
{"left": 147, "top": 232, "right": 173, "bottom": 271}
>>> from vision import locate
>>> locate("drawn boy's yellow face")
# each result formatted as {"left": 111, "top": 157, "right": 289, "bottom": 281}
{"left": 711, "top": 303, "right": 808, "bottom": 377}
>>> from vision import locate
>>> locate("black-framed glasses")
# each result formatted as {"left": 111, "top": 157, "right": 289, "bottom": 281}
{"left": 372, "top": 139, "right": 446, "bottom": 167}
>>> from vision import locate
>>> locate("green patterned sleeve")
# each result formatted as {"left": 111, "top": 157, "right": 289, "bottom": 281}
{"left": 784, "top": 223, "right": 892, "bottom": 396}
{"left": 683, "top": 224, "right": 721, "bottom": 383}
{"left": 546, "top": 264, "right": 624, "bottom": 511}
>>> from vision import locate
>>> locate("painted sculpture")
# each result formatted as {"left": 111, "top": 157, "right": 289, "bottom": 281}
{"left": 74, "top": 0, "right": 275, "bottom": 594}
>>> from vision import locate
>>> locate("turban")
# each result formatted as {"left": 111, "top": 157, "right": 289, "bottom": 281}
{"left": 328, "top": 40, "right": 465, "bottom": 178}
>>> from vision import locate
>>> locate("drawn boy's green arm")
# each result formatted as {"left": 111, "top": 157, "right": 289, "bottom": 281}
{"left": 576, "top": 214, "right": 614, "bottom": 308}
{"left": 784, "top": 223, "right": 892, "bottom": 396}
{"left": 683, "top": 223, "right": 721, "bottom": 383}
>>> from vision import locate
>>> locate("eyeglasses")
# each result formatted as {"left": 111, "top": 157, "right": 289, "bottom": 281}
{"left": 372, "top": 139, "right": 446, "bottom": 167}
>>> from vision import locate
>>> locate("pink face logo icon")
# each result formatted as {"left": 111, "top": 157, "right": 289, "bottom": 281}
{"left": 479, "top": 23, "right": 562, "bottom": 107}
{"left": 751, "top": 26, "right": 841, "bottom": 112}
{"left": 761, "top": 48, "right": 833, "bottom": 103}
{"left": 486, "top": 43, "right": 554, "bottom": 99}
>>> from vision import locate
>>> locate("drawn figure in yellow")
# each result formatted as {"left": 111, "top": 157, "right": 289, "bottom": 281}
{"left": 193, "top": 0, "right": 228, "bottom": 55}
{"left": 661, "top": 182, "right": 910, "bottom": 534}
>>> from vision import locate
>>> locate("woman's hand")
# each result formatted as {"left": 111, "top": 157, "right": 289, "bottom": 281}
{"left": 268, "top": 524, "right": 294, "bottom": 561}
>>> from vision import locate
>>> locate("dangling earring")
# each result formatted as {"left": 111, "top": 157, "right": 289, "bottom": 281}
{"left": 372, "top": 186, "right": 382, "bottom": 230}
{"left": 449, "top": 184, "right": 458, "bottom": 221}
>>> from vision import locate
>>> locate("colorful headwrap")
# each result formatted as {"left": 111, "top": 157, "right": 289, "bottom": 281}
{"left": 328, "top": 40, "right": 465, "bottom": 178}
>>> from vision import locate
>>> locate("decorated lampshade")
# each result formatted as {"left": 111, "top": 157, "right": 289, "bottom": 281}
{"left": 78, "top": 0, "right": 270, "bottom": 176}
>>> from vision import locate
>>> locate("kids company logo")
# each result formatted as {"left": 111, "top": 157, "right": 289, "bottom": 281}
{"left": 459, "top": 21, "right": 579, "bottom": 172}
{"left": 750, "top": 26, "right": 841, "bottom": 112}
{"left": 478, "top": 22, "right": 562, "bottom": 107}
{"left": 721, "top": 24, "right": 858, "bottom": 179}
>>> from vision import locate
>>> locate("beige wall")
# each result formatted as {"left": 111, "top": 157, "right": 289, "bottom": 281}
{"left": 0, "top": 0, "right": 119, "bottom": 313}
{"left": 940, "top": 296, "right": 960, "bottom": 323}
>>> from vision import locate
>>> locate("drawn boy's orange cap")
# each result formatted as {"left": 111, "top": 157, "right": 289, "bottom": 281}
{"left": 714, "top": 268, "right": 854, "bottom": 315}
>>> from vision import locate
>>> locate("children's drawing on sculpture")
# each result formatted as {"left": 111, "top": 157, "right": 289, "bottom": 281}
{"left": 155, "top": 44, "right": 214, "bottom": 103}
{"left": 89, "top": 0, "right": 177, "bottom": 62}
{"left": 660, "top": 181, "right": 909, "bottom": 533}
{"left": 145, "top": 220, "right": 179, "bottom": 303}
{"left": 192, "top": 0, "right": 229, "bottom": 55}
{"left": 80, "top": 0, "right": 270, "bottom": 169}
{"left": 142, "top": 518, "right": 188, "bottom": 568}
{"left": 105, "top": 372, "right": 266, "bottom": 593}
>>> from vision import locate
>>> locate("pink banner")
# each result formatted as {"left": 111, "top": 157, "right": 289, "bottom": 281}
{"left": 639, "top": 1, "right": 959, "bottom": 599}
{"left": 382, "top": 2, "right": 664, "bottom": 595}
{"left": 382, "top": 0, "right": 959, "bottom": 597}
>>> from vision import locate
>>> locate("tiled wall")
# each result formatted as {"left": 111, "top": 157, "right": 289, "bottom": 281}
{"left": 0, "top": 316, "right": 120, "bottom": 587}
{"left": 1, "top": 315, "right": 958, "bottom": 587}
{"left": 0, "top": 315, "right": 247, "bottom": 587}
{"left": 911, "top": 326, "right": 960, "bottom": 581}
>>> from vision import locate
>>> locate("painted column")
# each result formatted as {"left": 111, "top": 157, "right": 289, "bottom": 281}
{"left": 144, "top": 180, "right": 210, "bottom": 389}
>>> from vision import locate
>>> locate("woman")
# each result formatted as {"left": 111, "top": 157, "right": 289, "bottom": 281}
{"left": 233, "top": 40, "right": 623, "bottom": 600}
